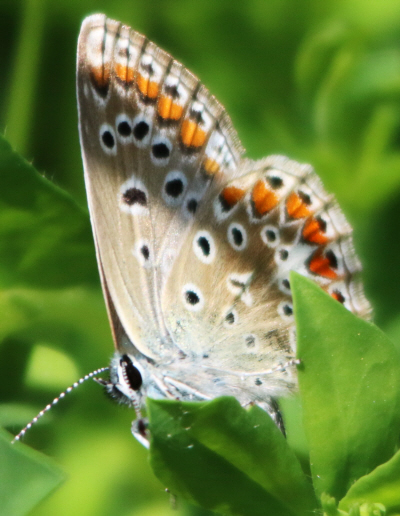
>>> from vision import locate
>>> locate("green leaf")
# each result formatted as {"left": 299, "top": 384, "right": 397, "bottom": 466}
{"left": 0, "top": 134, "right": 96, "bottom": 289}
{"left": 291, "top": 271, "right": 400, "bottom": 501}
{"left": 148, "top": 397, "right": 317, "bottom": 516}
{"left": 340, "top": 448, "right": 400, "bottom": 513}
{"left": 0, "top": 427, "right": 65, "bottom": 516}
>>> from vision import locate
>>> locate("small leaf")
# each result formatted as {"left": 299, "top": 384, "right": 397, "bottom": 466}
{"left": 0, "top": 427, "right": 65, "bottom": 516}
{"left": 340, "top": 448, "right": 400, "bottom": 513}
{"left": 291, "top": 272, "right": 400, "bottom": 501}
{"left": 0, "top": 134, "right": 96, "bottom": 289}
{"left": 148, "top": 396, "right": 316, "bottom": 516}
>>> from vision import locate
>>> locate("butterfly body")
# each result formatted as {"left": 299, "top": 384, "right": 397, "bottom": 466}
{"left": 77, "top": 14, "right": 370, "bottom": 440}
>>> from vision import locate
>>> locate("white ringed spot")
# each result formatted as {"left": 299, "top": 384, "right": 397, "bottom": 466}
{"left": 151, "top": 135, "right": 172, "bottom": 166}
{"left": 244, "top": 333, "right": 258, "bottom": 353}
{"left": 227, "top": 222, "right": 247, "bottom": 251}
{"left": 132, "top": 115, "right": 152, "bottom": 147}
{"left": 223, "top": 308, "right": 238, "bottom": 327}
{"left": 99, "top": 123, "right": 117, "bottom": 155}
{"left": 133, "top": 239, "right": 152, "bottom": 268}
{"left": 193, "top": 230, "right": 216, "bottom": 264}
{"left": 278, "top": 301, "right": 294, "bottom": 321}
{"left": 182, "top": 284, "right": 204, "bottom": 312}
{"left": 261, "top": 225, "right": 280, "bottom": 248}
{"left": 115, "top": 114, "right": 133, "bottom": 143}
{"left": 162, "top": 170, "right": 187, "bottom": 206}
{"left": 119, "top": 176, "right": 149, "bottom": 215}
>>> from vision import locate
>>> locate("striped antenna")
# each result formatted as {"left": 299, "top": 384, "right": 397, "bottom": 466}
{"left": 12, "top": 367, "right": 109, "bottom": 444}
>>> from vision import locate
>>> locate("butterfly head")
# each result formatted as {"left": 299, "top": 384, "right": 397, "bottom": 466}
{"left": 96, "top": 353, "right": 145, "bottom": 418}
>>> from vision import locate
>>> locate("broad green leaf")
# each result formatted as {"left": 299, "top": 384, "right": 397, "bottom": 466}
{"left": 0, "top": 427, "right": 65, "bottom": 516}
{"left": 0, "top": 134, "right": 96, "bottom": 289}
{"left": 148, "top": 397, "right": 317, "bottom": 516}
{"left": 339, "top": 448, "right": 400, "bottom": 512}
{"left": 291, "top": 272, "right": 400, "bottom": 501}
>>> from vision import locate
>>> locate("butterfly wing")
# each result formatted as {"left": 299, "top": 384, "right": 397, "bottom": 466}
{"left": 77, "top": 14, "right": 244, "bottom": 359}
{"left": 160, "top": 155, "right": 371, "bottom": 403}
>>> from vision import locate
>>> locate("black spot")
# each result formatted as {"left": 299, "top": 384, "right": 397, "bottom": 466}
{"left": 245, "top": 335, "right": 256, "bottom": 348}
{"left": 267, "top": 176, "right": 283, "bottom": 189}
{"left": 185, "top": 290, "right": 200, "bottom": 305}
{"left": 152, "top": 142, "right": 170, "bottom": 159}
{"left": 133, "top": 121, "right": 149, "bottom": 140}
{"left": 117, "top": 121, "right": 132, "bottom": 137}
{"left": 225, "top": 312, "right": 235, "bottom": 325}
{"left": 164, "top": 84, "right": 180, "bottom": 98}
{"left": 326, "top": 249, "right": 338, "bottom": 269}
{"left": 141, "top": 62, "right": 154, "bottom": 75}
{"left": 279, "top": 249, "right": 289, "bottom": 261}
{"left": 265, "top": 229, "right": 277, "bottom": 242}
{"left": 298, "top": 190, "right": 312, "bottom": 205}
{"left": 283, "top": 304, "right": 293, "bottom": 316}
{"left": 255, "top": 378, "right": 262, "bottom": 386}
{"left": 187, "top": 199, "right": 198, "bottom": 214}
{"left": 219, "top": 194, "right": 233, "bottom": 212}
{"left": 90, "top": 72, "right": 109, "bottom": 97}
{"left": 231, "top": 227, "right": 243, "bottom": 247}
{"left": 102, "top": 130, "right": 115, "bottom": 148}
{"left": 333, "top": 290, "right": 345, "bottom": 303}
{"left": 203, "top": 354, "right": 209, "bottom": 359}
{"left": 165, "top": 178, "right": 183, "bottom": 197}
{"left": 189, "top": 108, "right": 204, "bottom": 123}
{"left": 282, "top": 279, "right": 290, "bottom": 290}
{"left": 141, "top": 245, "right": 150, "bottom": 260}
{"left": 197, "top": 236, "right": 210, "bottom": 256}
{"left": 121, "top": 355, "right": 142, "bottom": 390}
{"left": 122, "top": 188, "right": 147, "bottom": 206}
{"left": 316, "top": 216, "right": 327, "bottom": 232}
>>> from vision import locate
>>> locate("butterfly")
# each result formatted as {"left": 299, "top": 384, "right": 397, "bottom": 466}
{"left": 76, "top": 13, "right": 371, "bottom": 445}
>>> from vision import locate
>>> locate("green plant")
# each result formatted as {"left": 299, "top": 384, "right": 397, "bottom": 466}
{"left": 1, "top": 2, "right": 400, "bottom": 515}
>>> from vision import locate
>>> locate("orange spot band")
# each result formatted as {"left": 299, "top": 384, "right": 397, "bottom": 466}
{"left": 220, "top": 186, "right": 245, "bottom": 206}
{"left": 203, "top": 158, "right": 220, "bottom": 175}
{"left": 90, "top": 65, "right": 110, "bottom": 91}
{"left": 114, "top": 63, "right": 134, "bottom": 83}
{"left": 181, "top": 120, "right": 207, "bottom": 148}
{"left": 303, "top": 217, "right": 329, "bottom": 245}
{"left": 309, "top": 250, "right": 338, "bottom": 279}
{"left": 252, "top": 180, "right": 279, "bottom": 215}
{"left": 158, "top": 95, "right": 183, "bottom": 120}
{"left": 137, "top": 73, "right": 159, "bottom": 99}
{"left": 286, "top": 192, "right": 311, "bottom": 219}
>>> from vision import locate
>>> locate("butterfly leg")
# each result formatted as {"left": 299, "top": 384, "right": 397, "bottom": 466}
{"left": 255, "top": 398, "right": 286, "bottom": 437}
{"left": 131, "top": 417, "right": 150, "bottom": 449}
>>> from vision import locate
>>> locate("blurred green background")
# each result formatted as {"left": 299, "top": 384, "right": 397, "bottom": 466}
{"left": 1, "top": 0, "right": 400, "bottom": 515}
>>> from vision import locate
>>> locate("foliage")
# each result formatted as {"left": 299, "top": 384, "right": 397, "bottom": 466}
{"left": 1, "top": 1, "right": 400, "bottom": 515}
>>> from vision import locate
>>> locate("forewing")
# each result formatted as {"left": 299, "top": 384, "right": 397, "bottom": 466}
{"left": 77, "top": 14, "right": 244, "bottom": 358}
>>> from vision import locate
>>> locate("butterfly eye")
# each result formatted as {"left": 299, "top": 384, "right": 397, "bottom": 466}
{"left": 121, "top": 355, "right": 143, "bottom": 391}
